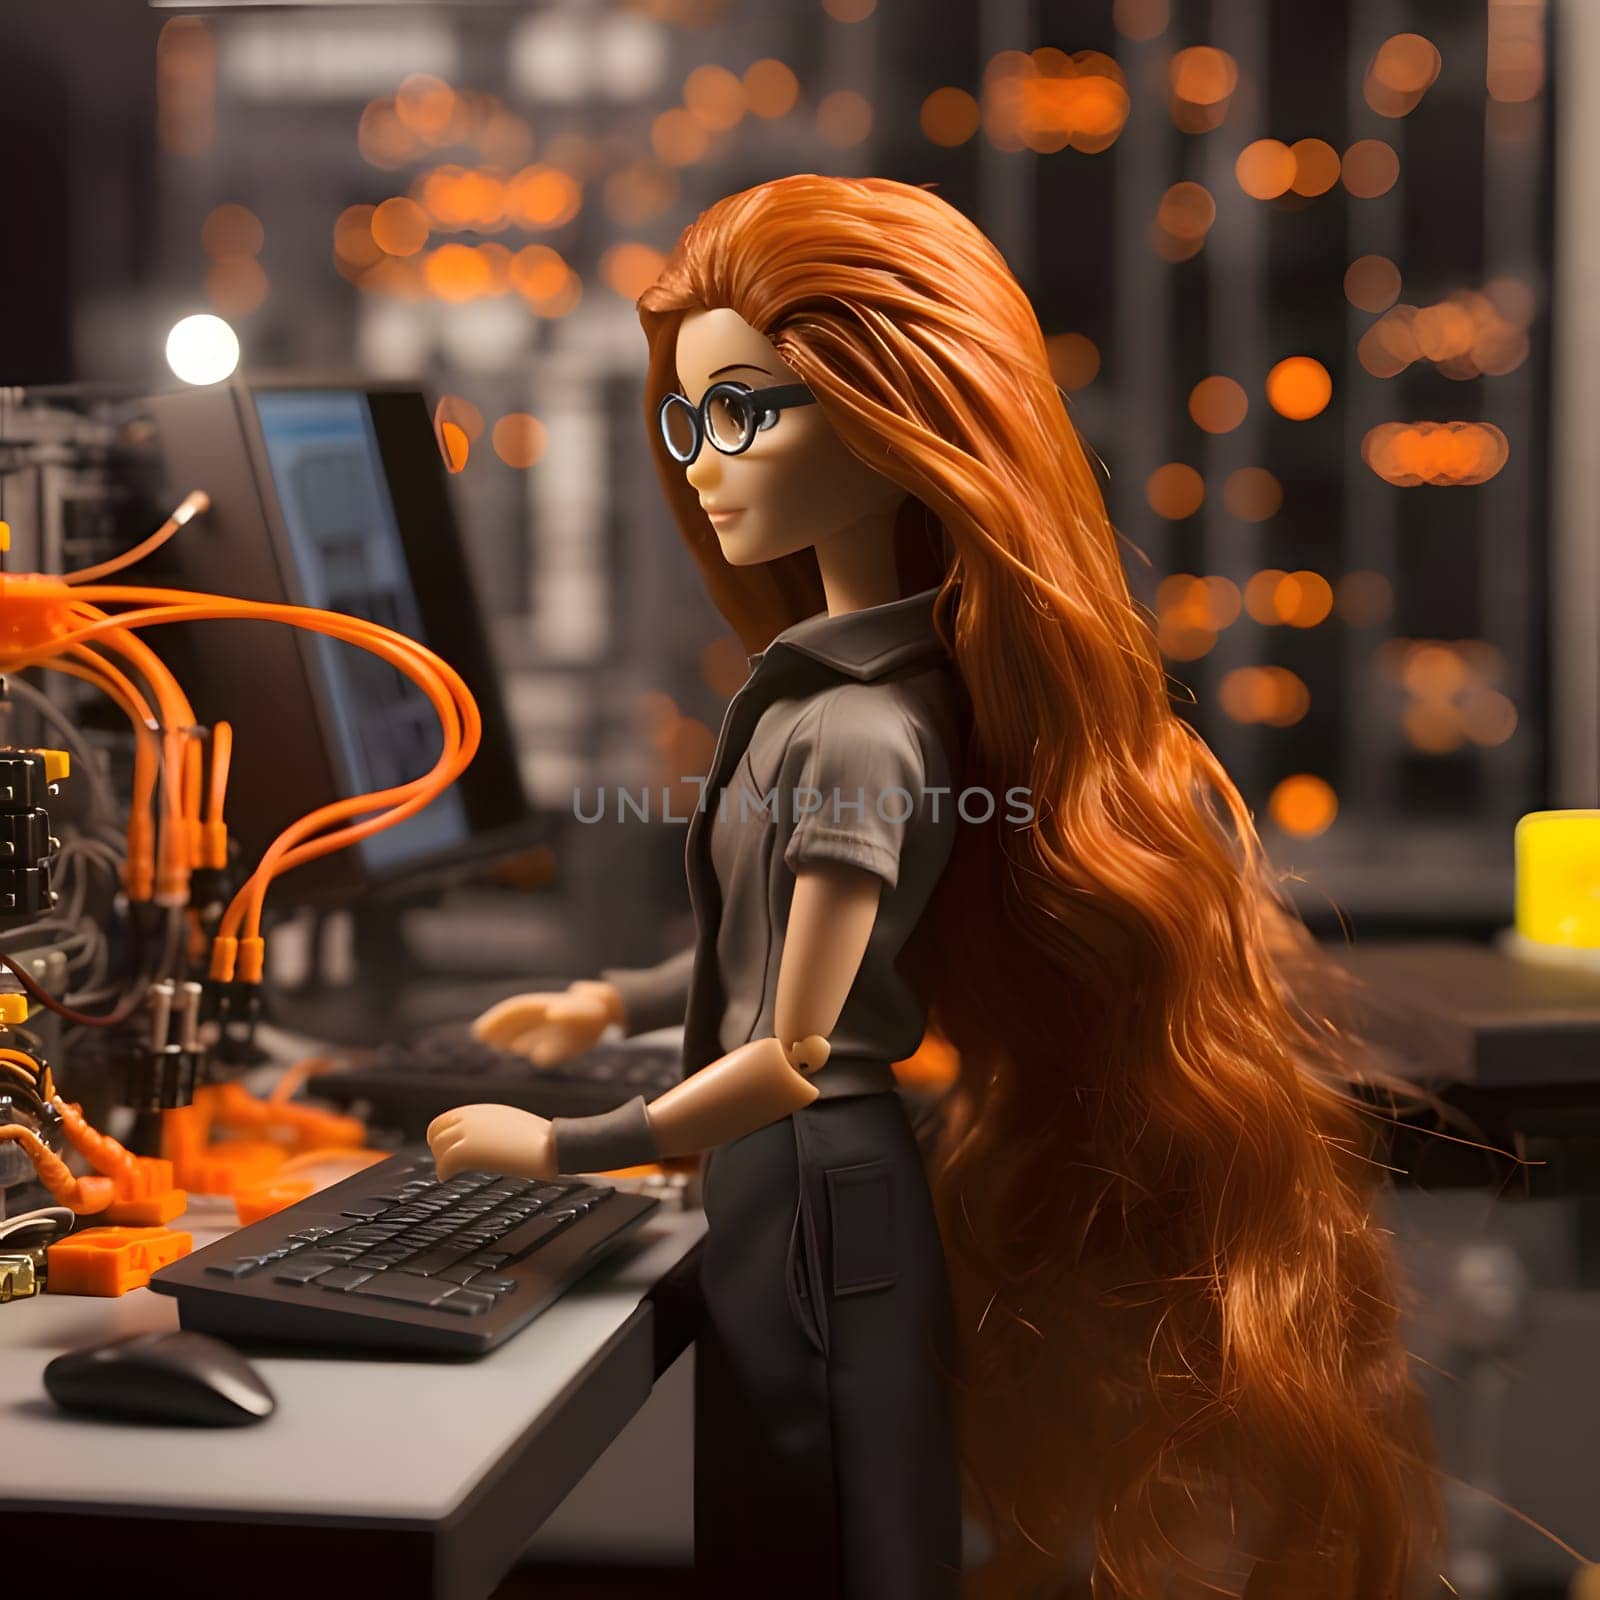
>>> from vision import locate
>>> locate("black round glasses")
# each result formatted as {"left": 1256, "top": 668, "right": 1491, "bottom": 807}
{"left": 658, "top": 381, "right": 816, "bottom": 465}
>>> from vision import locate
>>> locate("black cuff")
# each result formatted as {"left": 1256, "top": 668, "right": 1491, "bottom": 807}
{"left": 551, "top": 1095, "right": 658, "bottom": 1174}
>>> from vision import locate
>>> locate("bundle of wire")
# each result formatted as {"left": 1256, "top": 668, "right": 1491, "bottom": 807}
{"left": 0, "top": 489, "right": 481, "bottom": 999}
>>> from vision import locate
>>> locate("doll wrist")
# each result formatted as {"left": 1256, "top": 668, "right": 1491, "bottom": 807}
{"left": 550, "top": 1095, "right": 657, "bottom": 1174}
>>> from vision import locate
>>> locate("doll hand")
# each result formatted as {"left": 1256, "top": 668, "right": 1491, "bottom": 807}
{"left": 471, "top": 981, "right": 623, "bottom": 1067}
{"left": 427, "top": 1103, "right": 556, "bottom": 1182}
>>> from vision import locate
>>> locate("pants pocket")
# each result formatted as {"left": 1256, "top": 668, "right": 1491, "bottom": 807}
{"left": 824, "top": 1160, "right": 897, "bottom": 1296}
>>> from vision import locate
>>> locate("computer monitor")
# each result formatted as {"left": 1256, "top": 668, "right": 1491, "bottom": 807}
{"left": 145, "top": 379, "right": 535, "bottom": 904}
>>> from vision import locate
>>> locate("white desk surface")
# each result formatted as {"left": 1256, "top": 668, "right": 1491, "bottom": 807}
{"left": 0, "top": 1200, "right": 705, "bottom": 1526}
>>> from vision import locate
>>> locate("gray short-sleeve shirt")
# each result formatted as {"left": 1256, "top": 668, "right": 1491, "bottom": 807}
{"left": 603, "top": 587, "right": 963, "bottom": 1097}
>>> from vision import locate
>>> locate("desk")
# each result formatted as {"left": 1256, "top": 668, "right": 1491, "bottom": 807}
{"left": 0, "top": 1199, "right": 705, "bottom": 1600}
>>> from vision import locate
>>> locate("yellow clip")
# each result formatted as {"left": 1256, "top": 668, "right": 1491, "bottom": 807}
{"left": 0, "top": 521, "right": 10, "bottom": 552}
{"left": 0, "top": 994, "right": 29, "bottom": 1026}
{"left": 29, "top": 748, "right": 70, "bottom": 784}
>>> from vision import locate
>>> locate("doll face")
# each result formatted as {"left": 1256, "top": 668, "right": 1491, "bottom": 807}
{"left": 672, "top": 307, "right": 907, "bottom": 567}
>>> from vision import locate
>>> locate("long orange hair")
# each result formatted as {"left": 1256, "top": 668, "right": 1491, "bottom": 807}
{"left": 639, "top": 174, "right": 1444, "bottom": 1598}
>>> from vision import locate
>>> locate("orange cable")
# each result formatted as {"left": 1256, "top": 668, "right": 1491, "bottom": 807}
{"left": 61, "top": 490, "right": 210, "bottom": 586}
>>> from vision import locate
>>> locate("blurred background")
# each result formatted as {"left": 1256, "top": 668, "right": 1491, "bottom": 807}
{"left": 2, "top": 4, "right": 1597, "bottom": 1591}
{"left": 3, "top": 0, "right": 1588, "bottom": 971}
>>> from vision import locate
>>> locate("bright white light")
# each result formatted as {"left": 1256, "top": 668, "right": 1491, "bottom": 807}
{"left": 165, "top": 314, "right": 240, "bottom": 386}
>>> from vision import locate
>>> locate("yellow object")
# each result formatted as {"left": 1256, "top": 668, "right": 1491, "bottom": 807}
{"left": 29, "top": 748, "right": 70, "bottom": 783}
{"left": 1515, "top": 810, "right": 1600, "bottom": 949}
{"left": 0, "top": 521, "right": 9, "bottom": 552}
{"left": 0, "top": 1250, "right": 42, "bottom": 1301}
{"left": 0, "top": 994, "right": 28, "bottom": 1026}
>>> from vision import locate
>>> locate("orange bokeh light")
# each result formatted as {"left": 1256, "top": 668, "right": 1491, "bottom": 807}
{"left": 605, "top": 162, "right": 679, "bottom": 226}
{"left": 395, "top": 74, "right": 456, "bottom": 140}
{"left": 1269, "top": 775, "right": 1337, "bottom": 837}
{"left": 1362, "top": 421, "right": 1510, "bottom": 487}
{"left": 1266, "top": 356, "right": 1333, "bottom": 421}
{"left": 743, "top": 59, "right": 799, "bottom": 118}
{"left": 491, "top": 413, "right": 548, "bottom": 470}
{"left": 206, "top": 257, "right": 267, "bottom": 316}
{"left": 1220, "top": 666, "right": 1310, "bottom": 727}
{"left": 684, "top": 64, "right": 746, "bottom": 131}
{"left": 652, "top": 108, "right": 710, "bottom": 165}
{"left": 371, "top": 196, "right": 429, "bottom": 257}
{"left": 333, "top": 205, "right": 382, "bottom": 275}
{"left": 1113, "top": 0, "right": 1169, "bottom": 40}
{"left": 358, "top": 98, "right": 418, "bottom": 169}
{"left": 505, "top": 165, "right": 581, "bottom": 229}
{"left": 601, "top": 242, "right": 668, "bottom": 301}
{"left": 1335, "top": 571, "right": 1393, "bottom": 627}
{"left": 1146, "top": 463, "right": 1205, "bottom": 519}
{"left": 1345, "top": 254, "right": 1402, "bottom": 313}
{"left": 822, "top": 0, "right": 876, "bottom": 18}
{"left": 1167, "top": 45, "right": 1238, "bottom": 134}
{"left": 1046, "top": 332, "right": 1101, "bottom": 391}
{"left": 818, "top": 90, "right": 873, "bottom": 147}
{"left": 1289, "top": 138, "right": 1341, "bottom": 196}
{"left": 921, "top": 87, "right": 981, "bottom": 147}
{"left": 1235, "top": 139, "right": 1296, "bottom": 200}
{"left": 424, "top": 242, "right": 493, "bottom": 302}
{"left": 1152, "top": 181, "right": 1214, "bottom": 260}
{"left": 510, "top": 245, "right": 569, "bottom": 302}
{"left": 202, "top": 203, "right": 263, "bottom": 259}
{"left": 1342, "top": 139, "right": 1400, "bottom": 198}
{"left": 1188, "top": 375, "right": 1248, "bottom": 433}
{"left": 438, "top": 421, "right": 470, "bottom": 474}
{"left": 1223, "top": 467, "right": 1283, "bottom": 521}
{"left": 1244, "top": 569, "right": 1287, "bottom": 624}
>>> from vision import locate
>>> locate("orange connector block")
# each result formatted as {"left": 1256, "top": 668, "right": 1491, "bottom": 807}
{"left": 46, "top": 1226, "right": 192, "bottom": 1296}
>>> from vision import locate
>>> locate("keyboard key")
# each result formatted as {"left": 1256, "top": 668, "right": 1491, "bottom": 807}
{"left": 407, "top": 1247, "right": 473, "bottom": 1277}
{"left": 340, "top": 1200, "right": 393, "bottom": 1220}
{"left": 316, "top": 1267, "right": 375, "bottom": 1292}
{"left": 435, "top": 1263, "right": 482, "bottom": 1285}
{"left": 438, "top": 1289, "right": 496, "bottom": 1317}
{"left": 469, "top": 1275, "right": 516, "bottom": 1295}
{"left": 275, "top": 1260, "right": 335, "bottom": 1285}
{"left": 206, "top": 1257, "right": 267, "bottom": 1278}
{"left": 493, "top": 1213, "right": 571, "bottom": 1262}
{"left": 349, "top": 1272, "right": 461, "bottom": 1309}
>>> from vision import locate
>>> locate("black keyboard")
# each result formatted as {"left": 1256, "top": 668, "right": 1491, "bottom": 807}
{"left": 311, "top": 1031, "right": 682, "bottom": 1140}
{"left": 149, "top": 1151, "right": 658, "bottom": 1356}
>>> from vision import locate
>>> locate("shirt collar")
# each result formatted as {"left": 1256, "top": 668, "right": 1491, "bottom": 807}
{"left": 747, "top": 586, "right": 946, "bottom": 683}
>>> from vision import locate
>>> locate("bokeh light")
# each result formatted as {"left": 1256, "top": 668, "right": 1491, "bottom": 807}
{"left": 1146, "top": 463, "right": 1205, "bottom": 519}
{"left": 601, "top": 241, "right": 667, "bottom": 300}
{"left": 1365, "top": 33, "right": 1442, "bottom": 117}
{"left": 165, "top": 313, "right": 238, "bottom": 385}
{"left": 1345, "top": 254, "right": 1402, "bottom": 313}
{"left": 1488, "top": 0, "right": 1544, "bottom": 102}
{"left": 1270, "top": 774, "right": 1337, "bottom": 837}
{"left": 684, "top": 64, "right": 746, "bottom": 130}
{"left": 1189, "top": 375, "right": 1248, "bottom": 433}
{"left": 652, "top": 107, "right": 710, "bottom": 164}
{"left": 921, "top": 87, "right": 981, "bottom": 146}
{"left": 1167, "top": 45, "right": 1238, "bottom": 134}
{"left": 743, "top": 59, "right": 799, "bottom": 118}
{"left": 1223, "top": 467, "right": 1284, "bottom": 521}
{"left": 605, "top": 162, "right": 679, "bottom": 226}
{"left": 817, "top": 90, "right": 873, "bottom": 148}
{"left": 1289, "top": 138, "right": 1341, "bottom": 196}
{"left": 1266, "top": 356, "right": 1333, "bottom": 420}
{"left": 1342, "top": 139, "right": 1400, "bottom": 198}
{"left": 1046, "top": 332, "right": 1101, "bottom": 391}
{"left": 371, "top": 197, "right": 430, "bottom": 256}
{"left": 1220, "top": 666, "right": 1311, "bottom": 727}
{"left": 202, "top": 204, "right": 264, "bottom": 259}
{"left": 1113, "top": 0, "right": 1169, "bottom": 40}
{"left": 1362, "top": 421, "right": 1510, "bottom": 486}
{"left": 491, "top": 413, "right": 548, "bottom": 469}
{"left": 1335, "top": 570, "right": 1393, "bottom": 626}
{"left": 822, "top": 0, "right": 876, "bottom": 19}
{"left": 1151, "top": 181, "right": 1215, "bottom": 261}
{"left": 206, "top": 257, "right": 268, "bottom": 317}
{"left": 1235, "top": 139, "right": 1296, "bottom": 200}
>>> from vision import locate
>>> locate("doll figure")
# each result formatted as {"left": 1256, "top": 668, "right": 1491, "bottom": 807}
{"left": 429, "top": 175, "right": 1442, "bottom": 1599}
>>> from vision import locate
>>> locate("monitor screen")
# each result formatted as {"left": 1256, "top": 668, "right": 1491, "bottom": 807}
{"left": 252, "top": 389, "right": 471, "bottom": 875}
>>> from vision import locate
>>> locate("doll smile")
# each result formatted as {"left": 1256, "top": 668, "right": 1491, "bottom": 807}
{"left": 704, "top": 505, "right": 745, "bottom": 527}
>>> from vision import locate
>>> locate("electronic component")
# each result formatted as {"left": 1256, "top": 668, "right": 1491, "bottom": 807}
{"left": 46, "top": 1225, "right": 192, "bottom": 1296}
{"left": 311, "top": 1031, "right": 682, "bottom": 1140}
{"left": 150, "top": 1151, "right": 657, "bottom": 1356}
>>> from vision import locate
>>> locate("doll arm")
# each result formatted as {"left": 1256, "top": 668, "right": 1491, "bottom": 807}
{"left": 596, "top": 944, "right": 697, "bottom": 1035}
{"left": 428, "top": 863, "right": 881, "bottom": 1179}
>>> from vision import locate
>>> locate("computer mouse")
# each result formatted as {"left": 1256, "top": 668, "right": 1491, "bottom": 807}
{"left": 43, "top": 1329, "right": 277, "bottom": 1427}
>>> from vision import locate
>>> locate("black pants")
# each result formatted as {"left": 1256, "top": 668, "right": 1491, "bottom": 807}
{"left": 694, "top": 1092, "right": 962, "bottom": 1598}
